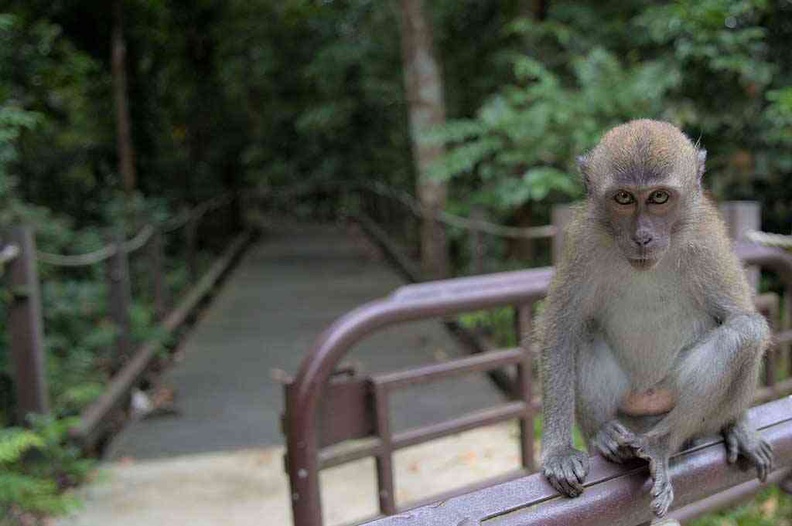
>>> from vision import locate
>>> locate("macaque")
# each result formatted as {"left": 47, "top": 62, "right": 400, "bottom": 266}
{"left": 538, "top": 119, "right": 773, "bottom": 517}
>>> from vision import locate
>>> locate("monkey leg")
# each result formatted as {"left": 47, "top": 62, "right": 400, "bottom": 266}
{"left": 622, "top": 317, "right": 770, "bottom": 517}
{"left": 576, "top": 338, "right": 633, "bottom": 463}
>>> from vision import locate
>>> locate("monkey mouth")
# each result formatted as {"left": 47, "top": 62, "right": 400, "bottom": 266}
{"left": 628, "top": 257, "right": 658, "bottom": 270}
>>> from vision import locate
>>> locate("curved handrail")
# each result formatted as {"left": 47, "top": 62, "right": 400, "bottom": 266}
{"left": 285, "top": 242, "right": 792, "bottom": 526}
{"left": 365, "top": 397, "right": 792, "bottom": 526}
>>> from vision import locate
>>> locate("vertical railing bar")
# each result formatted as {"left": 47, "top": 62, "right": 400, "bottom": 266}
{"left": 106, "top": 230, "right": 132, "bottom": 373}
{"left": 515, "top": 303, "right": 535, "bottom": 472}
{"left": 764, "top": 294, "right": 779, "bottom": 390}
{"left": 147, "top": 226, "right": 168, "bottom": 321}
{"left": 186, "top": 213, "right": 198, "bottom": 282}
{"left": 784, "top": 285, "right": 792, "bottom": 377}
{"left": 372, "top": 381, "right": 397, "bottom": 515}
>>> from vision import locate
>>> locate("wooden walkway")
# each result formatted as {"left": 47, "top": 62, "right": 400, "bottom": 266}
{"left": 59, "top": 223, "right": 508, "bottom": 526}
{"left": 106, "top": 222, "right": 502, "bottom": 460}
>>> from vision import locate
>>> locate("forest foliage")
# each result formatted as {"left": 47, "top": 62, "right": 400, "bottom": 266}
{"left": 0, "top": 0, "right": 790, "bottom": 521}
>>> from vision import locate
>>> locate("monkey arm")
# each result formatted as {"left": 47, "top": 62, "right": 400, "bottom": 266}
{"left": 539, "top": 319, "right": 591, "bottom": 497}
{"left": 540, "top": 326, "right": 579, "bottom": 453}
{"left": 538, "top": 266, "right": 594, "bottom": 497}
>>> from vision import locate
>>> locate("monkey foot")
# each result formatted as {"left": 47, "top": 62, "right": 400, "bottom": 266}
{"left": 723, "top": 423, "right": 774, "bottom": 482}
{"left": 593, "top": 420, "right": 637, "bottom": 463}
{"left": 618, "top": 432, "right": 675, "bottom": 517}
{"left": 542, "top": 446, "right": 590, "bottom": 498}
{"left": 650, "top": 469, "right": 674, "bottom": 518}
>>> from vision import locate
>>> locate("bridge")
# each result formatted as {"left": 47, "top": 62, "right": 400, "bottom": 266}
{"left": 2, "top": 188, "right": 790, "bottom": 526}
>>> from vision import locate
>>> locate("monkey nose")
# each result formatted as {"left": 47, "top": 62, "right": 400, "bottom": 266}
{"left": 632, "top": 231, "right": 653, "bottom": 247}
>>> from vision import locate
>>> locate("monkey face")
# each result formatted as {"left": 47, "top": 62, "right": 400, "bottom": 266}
{"left": 579, "top": 120, "right": 705, "bottom": 270}
{"left": 603, "top": 185, "right": 680, "bottom": 270}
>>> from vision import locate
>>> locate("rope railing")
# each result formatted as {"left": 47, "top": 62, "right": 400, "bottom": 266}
{"left": 746, "top": 230, "right": 792, "bottom": 250}
{"left": 263, "top": 180, "right": 556, "bottom": 240}
{"left": 35, "top": 193, "right": 235, "bottom": 267}
{"left": 0, "top": 243, "right": 20, "bottom": 265}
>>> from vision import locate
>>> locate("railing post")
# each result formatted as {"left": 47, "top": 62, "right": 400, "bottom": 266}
{"left": 106, "top": 231, "right": 132, "bottom": 371}
{"left": 551, "top": 204, "right": 576, "bottom": 265}
{"left": 147, "top": 226, "right": 168, "bottom": 320}
{"left": 720, "top": 201, "right": 761, "bottom": 290}
{"left": 7, "top": 226, "right": 50, "bottom": 421}
{"left": 785, "top": 285, "right": 792, "bottom": 376}
{"left": 186, "top": 213, "right": 198, "bottom": 281}
{"left": 515, "top": 303, "right": 536, "bottom": 472}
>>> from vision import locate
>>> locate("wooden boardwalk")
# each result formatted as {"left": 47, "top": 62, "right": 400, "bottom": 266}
{"left": 106, "top": 222, "right": 502, "bottom": 460}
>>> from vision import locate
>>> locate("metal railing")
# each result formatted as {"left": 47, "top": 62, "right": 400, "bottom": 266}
{"left": 366, "top": 397, "right": 792, "bottom": 526}
{"left": 283, "top": 238, "right": 792, "bottom": 526}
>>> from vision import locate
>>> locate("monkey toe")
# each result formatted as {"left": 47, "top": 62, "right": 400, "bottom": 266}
{"left": 747, "top": 440, "right": 773, "bottom": 482}
{"left": 651, "top": 473, "right": 674, "bottom": 517}
{"left": 722, "top": 425, "right": 774, "bottom": 482}
{"left": 651, "top": 483, "right": 674, "bottom": 518}
{"left": 725, "top": 432, "right": 739, "bottom": 464}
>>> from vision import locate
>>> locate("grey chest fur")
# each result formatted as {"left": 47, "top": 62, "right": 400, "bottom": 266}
{"left": 596, "top": 266, "right": 716, "bottom": 389}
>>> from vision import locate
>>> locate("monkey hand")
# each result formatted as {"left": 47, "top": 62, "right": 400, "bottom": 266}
{"left": 542, "top": 446, "right": 590, "bottom": 498}
{"left": 620, "top": 432, "right": 675, "bottom": 517}
{"left": 592, "top": 420, "right": 637, "bottom": 464}
{"left": 723, "top": 422, "right": 774, "bottom": 482}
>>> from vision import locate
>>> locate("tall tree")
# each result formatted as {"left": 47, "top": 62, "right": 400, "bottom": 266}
{"left": 112, "top": 0, "right": 136, "bottom": 195}
{"left": 398, "top": 0, "right": 448, "bottom": 278}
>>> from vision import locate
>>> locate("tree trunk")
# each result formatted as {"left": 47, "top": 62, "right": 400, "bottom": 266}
{"left": 398, "top": 0, "right": 449, "bottom": 279}
{"left": 112, "top": 0, "right": 136, "bottom": 195}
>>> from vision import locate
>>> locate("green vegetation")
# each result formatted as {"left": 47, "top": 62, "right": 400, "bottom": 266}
{"left": 1, "top": 0, "right": 790, "bottom": 523}
{"left": 691, "top": 485, "right": 792, "bottom": 526}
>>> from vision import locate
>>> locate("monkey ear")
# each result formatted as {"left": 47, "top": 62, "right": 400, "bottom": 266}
{"left": 577, "top": 154, "right": 592, "bottom": 193}
{"left": 696, "top": 149, "right": 707, "bottom": 181}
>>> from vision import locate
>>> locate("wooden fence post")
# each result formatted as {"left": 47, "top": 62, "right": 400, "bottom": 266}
{"left": 147, "top": 227, "right": 168, "bottom": 320}
{"left": 106, "top": 231, "right": 132, "bottom": 371}
{"left": 7, "top": 226, "right": 50, "bottom": 420}
{"left": 720, "top": 201, "right": 761, "bottom": 291}
{"left": 186, "top": 214, "right": 198, "bottom": 281}
{"left": 551, "top": 204, "right": 576, "bottom": 265}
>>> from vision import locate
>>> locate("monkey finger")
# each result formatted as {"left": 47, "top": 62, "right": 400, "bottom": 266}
{"left": 609, "top": 421, "right": 634, "bottom": 444}
{"left": 761, "top": 440, "right": 775, "bottom": 473}
{"left": 561, "top": 462, "right": 584, "bottom": 495}
{"left": 546, "top": 474, "right": 566, "bottom": 495}
{"left": 571, "top": 456, "right": 589, "bottom": 482}
{"left": 593, "top": 437, "right": 620, "bottom": 463}
{"left": 748, "top": 450, "right": 768, "bottom": 482}
{"left": 545, "top": 465, "right": 576, "bottom": 497}
{"left": 757, "top": 461, "right": 768, "bottom": 483}
{"left": 614, "top": 444, "right": 636, "bottom": 462}
{"left": 725, "top": 434, "right": 739, "bottom": 464}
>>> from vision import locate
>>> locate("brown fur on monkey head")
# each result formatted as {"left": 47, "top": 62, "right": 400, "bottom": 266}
{"left": 578, "top": 119, "right": 707, "bottom": 270}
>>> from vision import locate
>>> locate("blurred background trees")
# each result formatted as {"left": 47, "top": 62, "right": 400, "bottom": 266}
{"left": 4, "top": 0, "right": 789, "bottom": 236}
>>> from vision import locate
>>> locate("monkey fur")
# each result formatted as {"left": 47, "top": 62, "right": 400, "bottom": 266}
{"left": 538, "top": 119, "right": 773, "bottom": 517}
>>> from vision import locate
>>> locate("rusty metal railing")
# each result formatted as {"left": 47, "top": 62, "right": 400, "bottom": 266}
{"left": 283, "top": 241, "right": 792, "bottom": 526}
{"left": 365, "top": 397, "right": 792, "bottom": 526}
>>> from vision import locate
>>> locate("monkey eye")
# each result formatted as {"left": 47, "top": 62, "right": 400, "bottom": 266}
{"left": 613, "top": 191, "right": 635, "bottom": 205}
{"left": 648, "top": 190, "right": 670, "bottom": 204}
